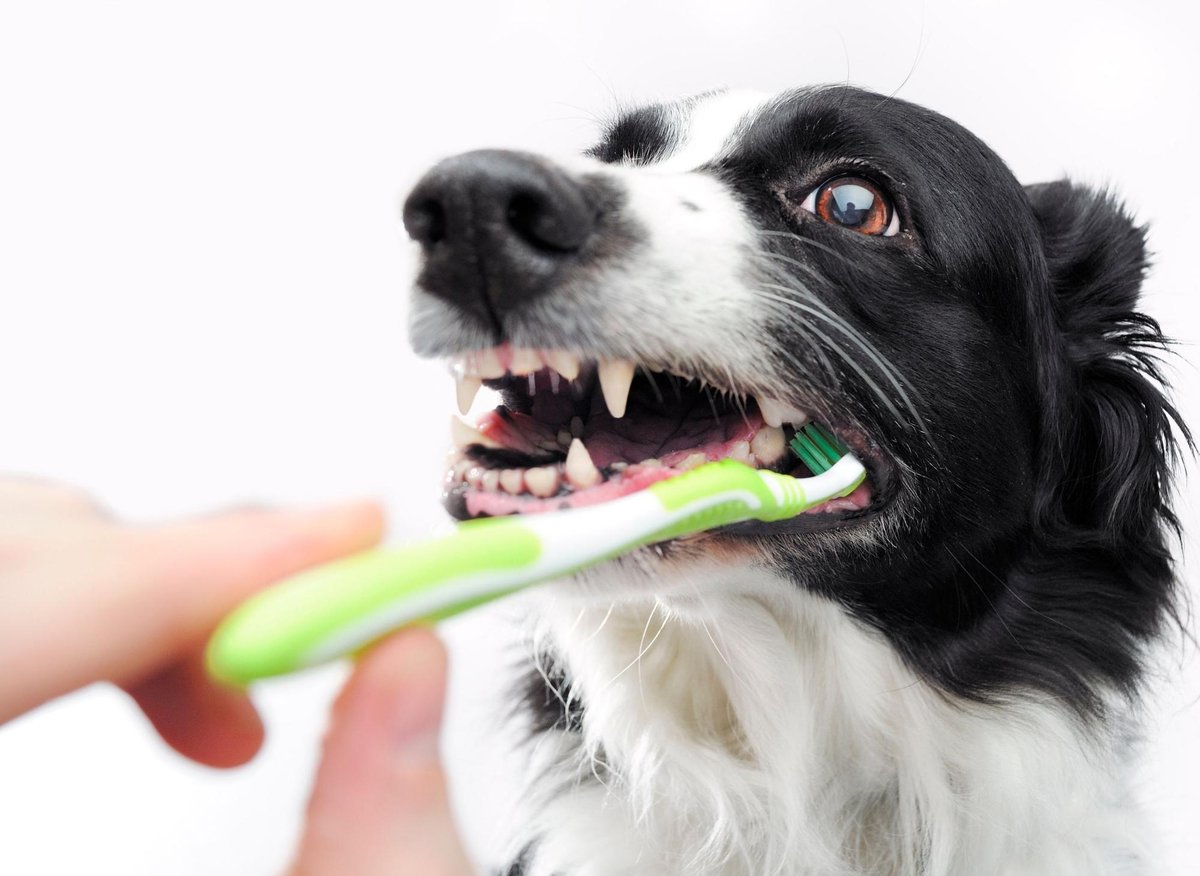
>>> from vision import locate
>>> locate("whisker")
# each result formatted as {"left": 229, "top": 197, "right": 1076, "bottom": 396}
{"left": 753, "top": 281, "right": 932, "bottom": 438}
{"left": 606, "top": 601, "right": 669, "bottom": 689}
{"left": 583, "top": 603, "right": 616, "bottom": 642}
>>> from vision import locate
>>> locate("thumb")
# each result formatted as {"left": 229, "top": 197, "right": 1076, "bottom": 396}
{"left": 289, "top": 628, "right": 475, "bottom": 876}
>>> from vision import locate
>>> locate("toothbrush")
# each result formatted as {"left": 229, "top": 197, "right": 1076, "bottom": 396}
{"left": 205, "top": 424, "right": 865, "bottom": 686}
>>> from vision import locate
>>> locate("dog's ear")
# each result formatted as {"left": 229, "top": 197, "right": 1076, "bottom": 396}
{"left": 1024, "top": 180, "right": 1186, "bottom": 540}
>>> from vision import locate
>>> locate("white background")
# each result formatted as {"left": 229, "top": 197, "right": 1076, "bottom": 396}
{"left": 1, "top": 1, "right": 1198, "bottom": 873}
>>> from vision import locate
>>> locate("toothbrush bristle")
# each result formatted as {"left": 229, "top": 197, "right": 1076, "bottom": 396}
{"left": 788, "top": 424, "right": 847, "bottom": 474}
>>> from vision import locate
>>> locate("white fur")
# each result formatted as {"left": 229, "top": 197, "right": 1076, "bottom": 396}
{"left": 520, "top": 152, "right": 778, "bottom": 396}
{"left": 508, "top": 560, "right": 1151, "bottom": 875}
{"left": 652, "top": 90, "right": 771, "bottom": 173}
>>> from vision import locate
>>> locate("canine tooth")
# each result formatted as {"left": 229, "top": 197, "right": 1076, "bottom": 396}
{"left": 499, "top": 468, "right": 525, "bottom": 495}
{"left": 557, "top": 429, "right": 573, "bottom": 447}
{"left": 565, "top": 438, "right": 601, "bottom": 489}
{"left": 482, "top": 470, "right": 501, "bottom": 492}
{"left": 450, "top": 416, "right": 499, "bottom": 449}
{"left": 545, "top": 350, "right": 580, "bottom": 381}
{"left": 750, "top": 425, "right": 786, "bottom": 463}
{"left": 757, "top": 397, "right": 809, "bottom": 428}
{"left": 465, "top": 466, "right": 485, "bottom": 488}
{"left": 598, "top": 359, "right": 635, "bottom": 418}
{"left": 452, "top": 460, "right": 472, "bottom": 481}
{"left": 679, "top": 452, "right": 707, "bottom": 471}
{"left": 525, "top": 466, "right": 559, "bottom": 497}
{"left": 473, "top": 348, "right": 505, "bottom": 379}
{"left": 456, "top": 375, "right": 482, "bottom": 415}
{"left": 511, "top": 347, "right": 542, "bottom": 376}
{"left": 728, "top": 440, "right": 752, "bottom": 465}
{"left": 757, "top": 397, "right": 786, "bottom": 428}
{"left": 570, "top": 416, "right": 584, "bottom": 439}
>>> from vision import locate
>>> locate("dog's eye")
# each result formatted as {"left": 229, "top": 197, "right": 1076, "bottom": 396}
{"left": 800, "top": 176, "right": 899, "bottom": 237}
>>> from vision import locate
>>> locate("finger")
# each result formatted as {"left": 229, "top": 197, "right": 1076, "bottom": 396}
{"left": 105, "top": 500, "right": 386, "bottom": 687}
{"left": 2, "top": 500, "right": 385, "bottom": 724}
{"left": 289, "top": 628, "right": 474, "bottom": 876}
{"left": 123, "top": 648, "right": 264, "bottom": 768}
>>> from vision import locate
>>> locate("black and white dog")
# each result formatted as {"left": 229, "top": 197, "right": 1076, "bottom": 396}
{"left": 402, "top": 87, "right": 1186, "bottom": 875}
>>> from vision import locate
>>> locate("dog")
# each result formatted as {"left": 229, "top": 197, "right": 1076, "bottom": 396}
{"left": 401, "top": 87, "right": 1186, "bottom": 875}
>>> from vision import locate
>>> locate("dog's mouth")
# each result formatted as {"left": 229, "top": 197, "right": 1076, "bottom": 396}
{"left": 442, "top": 344, "right": 880, "bottom": 526}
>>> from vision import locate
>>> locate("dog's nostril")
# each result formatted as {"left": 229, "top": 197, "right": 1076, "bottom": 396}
{"left": 506, "top": 191, "right": 585, "bottom": 253}
{"left": 404, "top": 198, "right": 446, "bottom": 246}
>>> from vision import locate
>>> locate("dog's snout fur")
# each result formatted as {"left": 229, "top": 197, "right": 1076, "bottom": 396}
{"left": 403, "top": 149, "right": 595, "bottom": 331}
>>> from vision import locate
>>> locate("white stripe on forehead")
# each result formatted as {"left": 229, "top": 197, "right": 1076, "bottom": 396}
{"left": 652, "top": 89, "right": 772, "bottom": 172}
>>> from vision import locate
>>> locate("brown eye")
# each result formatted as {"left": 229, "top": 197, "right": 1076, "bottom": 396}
{"left": 801, "top": 176, "right": 899, "bottom": 237}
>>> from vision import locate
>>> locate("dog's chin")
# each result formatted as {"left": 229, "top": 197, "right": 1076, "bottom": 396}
{"left": 439, "top": 344, "right": 898, "bottom": 550}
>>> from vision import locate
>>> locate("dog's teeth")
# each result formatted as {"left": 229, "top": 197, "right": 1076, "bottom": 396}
{"left": 679, "top": 452, "right": 707, "bottom": 471}
{"left": 598, "top": 359, "right": 635, "bottom": 418}
{"left": 549, "top": 370, "right": 561, "bottom": 394}
{"left": 751, "top": 425, "right": 786, "bottom": 463}
{"left": 474, "top": 348, "right": 506, "bottom": 379}
{"left": 452, "top": 459, "right": 472, "bottom": 481}
{"left": 728, "top": 440, "right": 753, "bottom": 465}
{"left": 525, "top": 466, "right": 560, "bottom": 498}
{"left": 640, "top": 458, "right": 662, "bottom": 468}
{"left": 610, "top": 461, "right": 629, "bottom": 472}
{"left": 481, "top": 470, "right": 500, "bottom": 492}
{"left": 570, "top": 416, "right": 584, "bottom": 439}
{"left": 545, "top": 350, "right": 580, "bottom": 381}
{"left": 450, "top": 416, "right": 499, "bottom": 449}
{"left": 756, "top": 397, "right": 809, "bottom": 429}
{"left": 510, "top": 347, "right": 542, "bottom": 376}
{"left": 565, "top": 438, "right": 601, "bottom": 489}
{"left": 528, "top": 373, "right": 537, "bottom": 396}
{"left": 456, "top": 375, "right": 482, "bottom": 415}
{"left": 499, "top": 468, "right": 525, "bottom": 495}
{"left": 757, "top": 397, "right": 786, "bottom": 428}
{"left": 557, "top": 429, "right": 573, "bottom": 448}
{"left": 465, "top": 466, "right": 485, "bottom": 489}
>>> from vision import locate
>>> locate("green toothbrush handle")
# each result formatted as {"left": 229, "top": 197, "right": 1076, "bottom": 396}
{"left": 206, "top": 514, "right": 541, "bottom": 685}
{"left": 205, "top": 456, "right": 865, "bottom": 686}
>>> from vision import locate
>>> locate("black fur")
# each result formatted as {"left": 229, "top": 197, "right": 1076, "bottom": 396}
{"left": 684, "top": 87, "right": 1187, "bottom": 717}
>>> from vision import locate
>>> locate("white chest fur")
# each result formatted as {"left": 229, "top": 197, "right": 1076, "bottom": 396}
{"left": 510, "top": 566, "right": 1149, "bottom": 876}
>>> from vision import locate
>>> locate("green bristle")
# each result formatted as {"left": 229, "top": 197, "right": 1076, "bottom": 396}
{"left": 788, "top": 423, "right": 846, "bottom": 475}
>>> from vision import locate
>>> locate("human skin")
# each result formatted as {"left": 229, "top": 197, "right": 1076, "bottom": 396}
{"left": 0, "top": 477, "right": 473, "bottom": 875}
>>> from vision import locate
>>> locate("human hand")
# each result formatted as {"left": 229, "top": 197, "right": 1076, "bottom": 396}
{"left": 0, "top": 477, "right": 475, "bottom": 874}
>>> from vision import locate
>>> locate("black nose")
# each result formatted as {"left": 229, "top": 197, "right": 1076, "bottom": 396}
{"left": 402, "top": 149, "right": 595, "bottom": 329}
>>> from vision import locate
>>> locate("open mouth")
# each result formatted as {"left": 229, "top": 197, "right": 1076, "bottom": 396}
{"left": 443, "top": 345, "right": 877, "bottom": 525}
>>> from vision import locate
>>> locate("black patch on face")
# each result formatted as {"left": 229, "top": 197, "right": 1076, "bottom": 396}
{"left": 586, "top": 102, "right": 681, "bottom": 166}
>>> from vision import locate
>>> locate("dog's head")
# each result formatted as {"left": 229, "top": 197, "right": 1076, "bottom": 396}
{"left": 402, "top": 87, "right": 1184, "bottom": 713}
